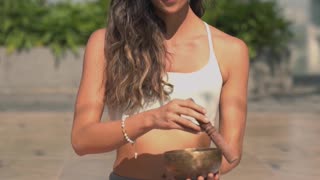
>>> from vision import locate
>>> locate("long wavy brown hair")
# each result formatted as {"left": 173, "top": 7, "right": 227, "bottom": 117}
{"left": 104, "top": 0, "right": 206, "bottom": 114}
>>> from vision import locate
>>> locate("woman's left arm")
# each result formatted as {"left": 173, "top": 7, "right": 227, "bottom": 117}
{"left": 195, "top": 36, "right": 249, "bottom": 180}
{"left": 218, "top": 37, "right": 250, "bottom": 174}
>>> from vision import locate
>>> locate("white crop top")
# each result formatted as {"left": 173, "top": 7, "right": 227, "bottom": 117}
{"left": 109, "top": 22, "right": 223, "bottom": 126}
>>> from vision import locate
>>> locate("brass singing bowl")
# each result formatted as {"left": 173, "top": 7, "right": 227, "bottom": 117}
{"left": 163, "top": 147, "right": 222, "bottom": 180}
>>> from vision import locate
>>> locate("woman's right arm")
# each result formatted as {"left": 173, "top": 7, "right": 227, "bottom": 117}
{"left": 71, "top": 29, "right": 209, "bottom": 156}
{"left": 71, "top": 29, "right": 154, "bottom": 156}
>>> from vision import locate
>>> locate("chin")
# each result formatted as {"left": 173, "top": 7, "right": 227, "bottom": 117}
{"left": 151, "top": 0, "right": 189, "bottom": 15}
{"left": 160, "top": 6, "right": 186, "bottom": 15}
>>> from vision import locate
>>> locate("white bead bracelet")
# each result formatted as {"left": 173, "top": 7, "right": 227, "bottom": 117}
{"left": 121, "top": 114, "right": 138, "bottom": 159}
{"left": 121, "top": 115, "right": 135, "bottom": 144}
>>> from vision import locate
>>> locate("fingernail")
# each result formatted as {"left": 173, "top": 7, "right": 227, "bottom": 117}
{"left": 205, "top": 117, "right": 209, "bottom": 122}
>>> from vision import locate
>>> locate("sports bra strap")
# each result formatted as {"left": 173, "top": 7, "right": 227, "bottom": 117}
{"left": 204, "top": 22, "right": 214, "bottom": 57}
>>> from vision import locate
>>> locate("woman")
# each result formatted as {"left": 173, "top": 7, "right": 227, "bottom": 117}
{"left": 71, "top": 0, "right": 249, "bottom": 179}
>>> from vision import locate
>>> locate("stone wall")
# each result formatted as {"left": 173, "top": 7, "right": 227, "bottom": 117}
{"left": 0, "top": 48, "right": 84, "bottom": 111}
{"left": 0, "top": 48, "right": 83, "bottom": 94}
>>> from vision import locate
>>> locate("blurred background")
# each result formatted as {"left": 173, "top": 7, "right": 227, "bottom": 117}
{"left": 0, "top": 0, "right": 319, "bottom": 179}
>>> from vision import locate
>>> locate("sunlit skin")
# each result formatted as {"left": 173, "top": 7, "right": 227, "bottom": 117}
{"left": 71, "top": 0, "right": 249, "bottom": 179}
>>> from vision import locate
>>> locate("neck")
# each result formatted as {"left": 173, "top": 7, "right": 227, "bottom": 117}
{"left": 157, "top": 5, "right": 202, "bottom": 41}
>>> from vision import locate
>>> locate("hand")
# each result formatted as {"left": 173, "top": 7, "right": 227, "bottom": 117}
{"left": 150, "top": 98, "right": 209, "bottom": 133}
{"left": 186, "top": 172, "right": 220, "bottom": 180}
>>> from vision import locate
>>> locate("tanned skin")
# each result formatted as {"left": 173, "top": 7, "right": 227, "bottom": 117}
{"left": 71, "top": 0, "right": 249, "bottom": 179}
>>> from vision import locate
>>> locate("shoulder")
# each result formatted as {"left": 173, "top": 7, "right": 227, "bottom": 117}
{"left": 208, "top": 25, "right": 248, "bottom": 53}
{"left": 208, "top": 25, "right": 249, "bottom": 81}
{"left": 83, "top": 28, "right": 107, "bottom": 64}
{"left": 208, "top": 25, "right": 249, "bottom": 63}
{"left": 86, "top": 28, "right": 106, "bottom": 51}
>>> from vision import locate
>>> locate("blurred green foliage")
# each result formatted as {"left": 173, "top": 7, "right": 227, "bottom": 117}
{"left": 0, "top": 0, "right": 108, "bottom": 58}
{"left": 0, "top": 0, "right": 292, "bottom": 60}
{"left": 204, "top": 0, "right": 293, "bottom": 60}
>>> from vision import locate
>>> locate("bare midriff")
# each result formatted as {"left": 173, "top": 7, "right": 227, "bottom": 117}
{"left": 113, "top": 129, "right": 211, "bottom": 180}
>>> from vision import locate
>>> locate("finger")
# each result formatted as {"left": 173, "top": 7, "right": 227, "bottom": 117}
{"left": 178, "top": 107, "right": 209, "bottom": 124}
{"left": 207, "top": 173, "right": 214, "bottom": 180}
{"left": 166, "top": 120, "right": 199, "bottom": 133}
{"left": 167, "top": 121, "right": 185, "bottom": 130}
{"left": 197, "top": 176, "right": 204, "bottom": 180}
{"left": 175, "top": 99, "right": 207, "bottom": 115}
{"left": 173, "top": 123, "right": 202, "bottom": 134}
{"left": 174, "top": 115, "right": 202, "bottom": 132}
{"left": 214, "top": 172, "right": 220, "bottom": 180}
{"left": 214, "top": 173, "right": 220, "bottom": 180}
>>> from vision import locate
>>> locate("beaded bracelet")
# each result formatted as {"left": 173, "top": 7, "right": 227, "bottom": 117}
{"left": 121, "top": 115, "right": 135, "bottom": 144}
{"left": 121, "top": 115, "right": 138, "bottom": 159}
